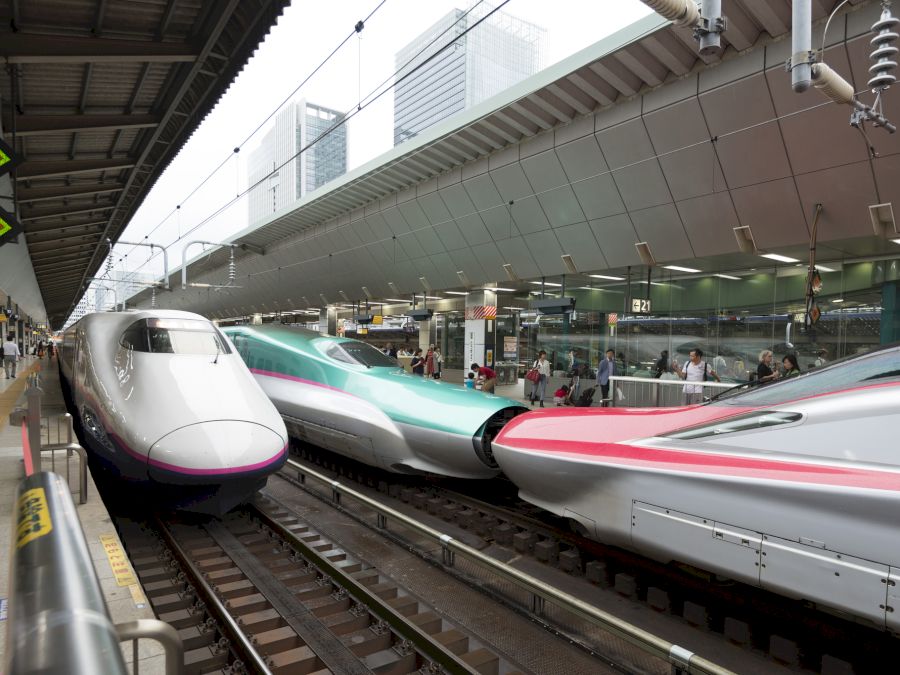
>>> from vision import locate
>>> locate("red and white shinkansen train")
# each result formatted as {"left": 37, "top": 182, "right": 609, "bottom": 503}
{"left": 492, "top": 345, "right": 900, "bottom": 631}
{"left": 60, "top": 310, "right": 288, "bottom": 514}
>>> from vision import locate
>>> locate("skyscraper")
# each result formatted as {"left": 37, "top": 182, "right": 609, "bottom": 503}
{"left": 248, "top": 99, "right": 348, "bottom": 225}
{"left": 393, "top": 3, "right": 545, "bottom": 145}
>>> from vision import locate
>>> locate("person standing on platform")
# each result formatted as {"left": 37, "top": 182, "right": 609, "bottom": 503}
{"left": 674, "top": 348, "right": 718, "bottom": 404}
{"left": 653, "top": 350, "right": 669, "bottom": 378}
{"left": 387, "top": 342, "right": 398, "bottom": 359}
{"left": 596, "top": 349, "right": 616, "bottom": 406}
{"left": 425, "top": 345, "right": 435, "bottom": 378}
{"left": 471, "top": 362, "right": 497, "bottom": 394}
{"left": 782, "top": 353, "right": 801, "bottom": 378}
{"left": 757, "top": 350, "right": 780, "bottom": 385}
{"left": 528, "top": 350, "right": 551, "bottom": 407}
{"left": 3, "top": 333, "right": 20, "bottom": 378}
{"left": 410, "top": 349, "right": 425, "bottom": 376}
{"left": 433, "top": 348, "right": 442, "bottom": 380}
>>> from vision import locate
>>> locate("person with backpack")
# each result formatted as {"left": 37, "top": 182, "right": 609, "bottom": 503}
{"left": 527, "top": 350, "right": 550, "bottom": 407}
{"left": 673, "top": 348, "right": 719, "bottom": 405}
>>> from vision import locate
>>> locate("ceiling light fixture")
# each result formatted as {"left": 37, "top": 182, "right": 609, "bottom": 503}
{"left": 561, "top": 254, "right": 578, "bottom": 274}
{"left": 714, "top": 274, "right": 741, "bottom": 280}
{"left": 761, "top": 253, "right": 801, "bottom": 263}
{"left": 445, "top": 291, "right": 468, "bottom": 296}
{"left": 663, "top": 265, "right": 701, "bottom": 273}
{"left": 388, "top": 282, "right": 400, "bottom": 294}
{"left": 892, "top": 238, "right": 900, "bottom": 245}
{"left": 816, "top": 265, "right": 836, "bottom": 272}
{"left": 486, "top": 287, "right": 516, "bottom": 292}
{"left": 832, "top": 298, "right": 845, "bottom": 303}
{"left": 502, "top": 263, "right": 518, "bottom": 281}
{"left": 528, "top": 281, "right": 562, "bottom": 287}
{"left": 384, "top": 298, "right": 409, "bottom": 303}
{"left": 588, "top": 274, "right": 625, "bottom": 281}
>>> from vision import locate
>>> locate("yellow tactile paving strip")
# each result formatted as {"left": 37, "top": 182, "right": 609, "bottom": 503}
{"left": 0, "top": 360, "right": 44, "bottom": 435}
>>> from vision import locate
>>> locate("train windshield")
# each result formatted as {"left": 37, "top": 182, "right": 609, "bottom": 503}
{"left": 326, "top": 341, "right": 399, "bottom": 368}
{"left": 712, "top": 346, "right": 900, "bottom": 406}
{"left": 120, "top": 318, "right": 231, "bottom": 355}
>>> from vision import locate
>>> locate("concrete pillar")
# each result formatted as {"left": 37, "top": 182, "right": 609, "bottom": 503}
{"left": 318, "top": 307, "right": 337, "bottom": 336}
{"left": 418, "top": 318, "right": 436, "bottom": 351}
{"left": 464, "top": 290, "right": 497, "bottom": 368}
{"left": 881, "top": 280, "right": 900, "bottom": 344}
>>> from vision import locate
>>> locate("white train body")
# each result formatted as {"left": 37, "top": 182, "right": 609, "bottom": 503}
{"left": 60, "top": 310, "right": 287, "bottom": 514}
{"left": 493, "top": 346, "right": 900, "bottom": 631}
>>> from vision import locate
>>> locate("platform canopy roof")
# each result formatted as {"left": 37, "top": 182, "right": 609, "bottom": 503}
{"left": 132, "top": 0, "right": 900, "bottom": 319}
{"left": 1, "top": 0, "right": 290, "bottom": 328}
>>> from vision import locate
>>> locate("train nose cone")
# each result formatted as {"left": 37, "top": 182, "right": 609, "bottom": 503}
{"left": 147, "top": 421, "right": 287, "bottom": 481}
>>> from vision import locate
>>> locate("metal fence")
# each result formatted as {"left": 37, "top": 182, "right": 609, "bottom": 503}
{"left": 6, "top": 472, "right": 183, "bottom": 675}
{"left": 609, "top": 376, "right": 737, "bottom": 407}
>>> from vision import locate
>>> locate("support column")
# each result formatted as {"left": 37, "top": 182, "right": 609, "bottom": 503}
{"left": 318, "top": 307, "right": 337, "bottom": 336}
{"left": 464, "top": 291, "right": 497, "bottom": 368}
{"left": 881, "top": 281, "right": 900, "bottom": 344}
{"left": 418, "top": 319, "right": 436, "bottom": 351}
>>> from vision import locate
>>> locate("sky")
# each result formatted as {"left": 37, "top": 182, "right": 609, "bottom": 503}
{"left": 93, "top": 0, "right": 654, "bottom": 310}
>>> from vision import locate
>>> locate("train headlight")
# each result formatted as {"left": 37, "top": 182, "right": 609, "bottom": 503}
{"left": 82, "top": 408, "right": 113, "bottom": 451}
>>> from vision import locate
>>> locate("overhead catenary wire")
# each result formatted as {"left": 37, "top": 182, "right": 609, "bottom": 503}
{"left": 109, "top": 0, "right": 390, "bottom": 264}
{"left": 115, "top": 0, "right": 497, "bottom": 288}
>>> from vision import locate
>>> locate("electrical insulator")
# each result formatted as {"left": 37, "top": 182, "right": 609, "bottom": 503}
{"left": 642, "top": 0, "right": 700, "bottom": 27}
{"left": 228, "top": 248, "right": 236, "bottom": 284}
{"left": 870, "top": 3, "right": 899, "bottom": 91}
{"left": 150, "top": 286, "right": 157, "bottom": 309}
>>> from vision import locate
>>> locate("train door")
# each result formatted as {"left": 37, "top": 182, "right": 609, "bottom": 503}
{"left": 887, "top": 568, "right": 899, "bottom": 632}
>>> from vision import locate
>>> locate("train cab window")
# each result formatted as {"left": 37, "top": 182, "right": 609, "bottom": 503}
{"left": 326, "top": 341, "right": 399, "bottom": 368}
{"left": 119, "top": 318, "right": 231, "bottom": 355}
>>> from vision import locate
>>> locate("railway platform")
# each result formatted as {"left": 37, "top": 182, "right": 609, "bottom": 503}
{"left": 0, "top": 355, "right": 167, "bottom": 673}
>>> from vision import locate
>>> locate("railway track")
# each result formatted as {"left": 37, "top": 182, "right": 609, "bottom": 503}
{"left": 284, "top": 442, "right": 898, "bottom": 675}
{"left": 115, "top": 505, "right": 537, "bottom": 674}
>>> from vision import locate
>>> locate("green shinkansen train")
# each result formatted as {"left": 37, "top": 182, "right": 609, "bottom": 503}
{"left": 223, "top": 324, "right": 526, "bottom": 478}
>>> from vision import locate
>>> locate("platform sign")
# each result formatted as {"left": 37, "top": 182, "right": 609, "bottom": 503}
{"left": 372, "top": 315, "right": 383, "bottom": 325}
{"left": 0, "top": 207, "right": 23, "bottom": 247}
{"left": 607, "top": 312, "right": 618, "bottom": 326}
{"left": 0, "top": 137, "right": 22, "bottom": 177}
{"left": 630, "top": 298, "right": 651, "bottom": 314}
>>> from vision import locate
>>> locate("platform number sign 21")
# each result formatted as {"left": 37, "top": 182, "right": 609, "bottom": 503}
{"left": 631, "top": 298, "right": 652, "bottom": 314}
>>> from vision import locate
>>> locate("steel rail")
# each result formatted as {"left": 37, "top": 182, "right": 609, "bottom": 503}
{"left": 248, "top": 504, "right": 483, "bottom": 675}
{"left": 285, "top": 458, "right": 736, "bottom": 675}
{"left": 154, "top": 518, "right": 272, "bottom": 675}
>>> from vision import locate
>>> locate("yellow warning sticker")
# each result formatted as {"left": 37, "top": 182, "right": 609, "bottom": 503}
{"left": 16, "top": 488, "right": 52, "bottom": 549}
{"left": 128, "top": 583, "right": 148, "bottom": 609}
{"left": 99, "top": 534, "right": 138, "bottom": 587}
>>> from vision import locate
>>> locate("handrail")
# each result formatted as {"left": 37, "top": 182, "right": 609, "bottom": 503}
{"left": 285, "top": 459, "right": 736, "bottom": 675}
{"left": 609, "top": 375, "right": 736, "bottom": 389}
{"left": 6, "top": 472, "right": 128, "bottom": 674}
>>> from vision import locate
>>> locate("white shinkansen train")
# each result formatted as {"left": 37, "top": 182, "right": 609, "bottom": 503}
{"left": 60, "top": 310, "right": 288, "bottom": 514}
{"left": 493, "top": 345, "right": 900, "bottom": 630}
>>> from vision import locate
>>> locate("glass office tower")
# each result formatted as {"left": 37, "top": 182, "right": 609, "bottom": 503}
{"left": 393, "top": 3, "right": 545, "bottom": 145}
{"left": 248, "top": 99, "right": 348, "bottom": 225}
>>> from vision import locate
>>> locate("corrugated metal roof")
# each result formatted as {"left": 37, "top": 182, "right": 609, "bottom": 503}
{"left": 134, "top": 0, "right": 896, "bottom": 319}
{"left": 157, "top": 0, "right": 865, "bottom": 287}
{"left": 1, "top": 0, "right": 290, "bottom": 328}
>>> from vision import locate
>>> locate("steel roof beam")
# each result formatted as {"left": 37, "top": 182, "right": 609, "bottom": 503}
{"left": 494, "top": 108, "right": 541, "bottom": 136}
{"left": 27, "top": 228, "right": 105, "bottom": 247}
{"left": 25, "top": 219, "right": 109, "bottom": 235}
{"left": 22, "top": 205, "right": 115, "bottom": 222}
{"left": 0, "top": 34, "right": 199, "bottom": 64}
{"left": 13, "top": 114, "right": 160, "bottom": 137}
{"left": 17, "top": 184, "right": 125, "bottom": 203}
{"left": 17, "top": 158, "right": 135, "bottom": 181}
{"left": 478, "top": 118, "right": 522, "bottom": 145}
{"left": 72, "top": 0, "right": 243, "bottom": 317}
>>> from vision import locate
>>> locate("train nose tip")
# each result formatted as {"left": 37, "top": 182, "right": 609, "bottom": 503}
{"left": 148, "top": 421, "right": 287, "bottom": 479}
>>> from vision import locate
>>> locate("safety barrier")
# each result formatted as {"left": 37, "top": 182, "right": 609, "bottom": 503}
{"left": 9, "top": 373, "right": 88, "bottom": 503}
{"left": 286, "top": 458, "right": 736, "bottom": 675}
{"left": 6, "top": 471, "right": 184, "bottom": 675}
{"left": 609, "top": 375, "right": 737, "bottom": 407}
